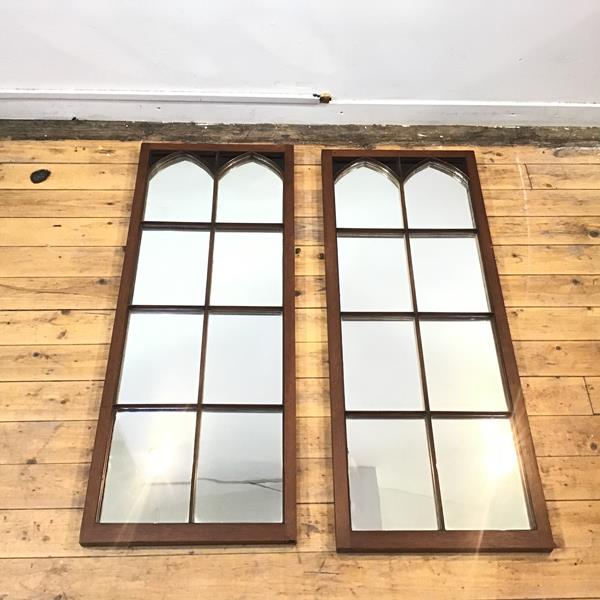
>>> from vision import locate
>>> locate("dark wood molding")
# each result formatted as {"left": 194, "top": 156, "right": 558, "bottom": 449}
{"left": 321, "top": 149, "right": 554, "bottom": 553}
{"left": 80, "top": 142, "right": 296, "bottom": 546}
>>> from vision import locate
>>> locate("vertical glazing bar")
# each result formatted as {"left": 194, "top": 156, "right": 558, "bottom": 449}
{"left": 188, "top": 152, "right": 220, "bottom": 523}
{"left": 397, "top": 158, "right": 446, "bottom": 531}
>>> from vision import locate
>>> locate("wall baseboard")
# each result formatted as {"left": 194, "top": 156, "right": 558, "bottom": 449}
{"left": 0, "top": 90, "right": 599, "bottom": 126}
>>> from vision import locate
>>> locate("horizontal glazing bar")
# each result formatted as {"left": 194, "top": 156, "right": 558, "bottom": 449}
{"left": 408, "top": 229, "right": 477, "bottom": 237}
{"left": 129, "top": 305, "right": 283, "bottom": 314}
{"left": 200, "top": 404, "right": 283, "bottom": 413}
{"left": 340, "top": 311, "right": 494, "bottom": 320}
{"left": 215, "top": 223, "right": 284, "bottom": 232}
{"left": 143, "top": 221, "right": 212, "bottom": 230}
{"left": 345, "top": 410, "right": 512, "bottom": 419}
{"left": 115, "top": 404, "right": 284, "bottom": 413}
{"left": 336, "top": 228, "right": 478, "bottom": 238}
{"left": 129, "top": 305, "right": 205, "bottom": 313}
{"left": 337, "top": 228, "right": 405, "bottom": 238}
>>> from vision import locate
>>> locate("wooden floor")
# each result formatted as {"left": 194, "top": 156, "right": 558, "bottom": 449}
{"left": 0, "top": 139, "right": 599, "bottom": 599}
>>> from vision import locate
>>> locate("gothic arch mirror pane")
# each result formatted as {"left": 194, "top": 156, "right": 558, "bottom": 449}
{"left": 335, "top": 162, "right": 403, "bottom": 229}
{"left": 404, "top": 162, "right": 474, "bottom": 229}
{"left": 144, "top": 156, "right": 214, "bottom": 222}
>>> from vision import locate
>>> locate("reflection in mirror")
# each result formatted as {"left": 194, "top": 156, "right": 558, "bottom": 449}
{"left": 337, "top": 237, "right": 412, "bottom": 311}
{"left": 144, "top": 157, "right": 214, "bottom": 223}
{"left": 217, "top": 158, "right": 282, "bottom": 223}
{"left": 195, "top": 411, "right": 283, "bottom": 523}
{"left": 100, "top": 410, "right": 196, "bottom": 523}
{"left": 434, "top": 418, "right": 531, "bottom": 530}
{"left": 335, "top": 162, "right": 403, "bottom": 228}
{"left": 420, "top": 320, "right": 507, "bottom": 411}
{"left": 132, "top": 230, "right": 209, "bottom": 306}
{"left": 404, "top": 163, "right": 473, "bottom": 229}
{"left": 342, "top": 319, "right": 423, "bottom": 410}
{"left": 410, "top": 237, "right": 489, "bottom": 312}
{"left": 210, "top": 232, "right": 282, "bottom": 306}
{"left": 118, "top": 312, "right": 203, "bottom": 405}
{"left": 203, "top": 314, "right": 282, "bottom": 405}
{"left": 347, "top": 419, "right": 437, "bottom": 530}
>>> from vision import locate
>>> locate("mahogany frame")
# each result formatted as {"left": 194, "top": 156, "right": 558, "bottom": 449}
{"left": 321, "top": 149, "right": 554, "bottom": 553}
{"left": 80, "top": 143, "right": 296, "bottom": 546}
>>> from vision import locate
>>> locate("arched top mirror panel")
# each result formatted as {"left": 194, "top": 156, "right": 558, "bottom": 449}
{"left": 144, "top": 154, "right": 214, "bottom": 223}
{"left": 404, "top": 161, "right": 473, "bottom": 229}
{"left": 334, "top": 161, "right": 403, "bottom": 228}
{"left": 216, "top": 154, "right": 283, "bottom": 223}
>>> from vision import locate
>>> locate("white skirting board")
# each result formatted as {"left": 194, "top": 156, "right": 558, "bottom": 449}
{"left": 0, "top": 90, "right": 599, "bottom": 126}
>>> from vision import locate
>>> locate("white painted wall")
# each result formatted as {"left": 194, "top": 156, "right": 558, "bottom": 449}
{"left": 1, "top": 0, "right": 599, "bottom": 125}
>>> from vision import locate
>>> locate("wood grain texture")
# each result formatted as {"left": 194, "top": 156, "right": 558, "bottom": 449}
{"left": 0, "top": 499, "right": 598, "bottom": 560}
{"left": 514, "top": 341, "right": 600, "bottom": 376}
{"left": 0, "top": 247, "right": 124, "bottom": 277}
{"left": 507, "top": 307, "right": 600, "bottom": 340}
{"left": 0, "top": 310, "right": 114, "bottom": 345}
{"left": 0, "top": 140, "right": 140, "bottom": 163}
{"left": 483, "top": 189, "right": 600, "bottom": 217}
{"left": 294, "top": 144, "right": 600, "bottom": 166}
{"left": 0, "top": 550, "right": 599, "bottom": 600}
{"left": 494, "top": 245, "right": 600, "bottom": 275}
{"left": 0, "top": 138, "right": 598, "bottom": 600}
{"left": 0, "top": 277, "right": 119, "bottom": 309}
{"left": 0, "top": 163, "right": 136, "bottom": 190}
{"left": 586, "top": 378, "right": 600, "bottom": 414}
{"left": 0, "top": 218, "right": 128, "bottom": 246}
{"left": 0, "top": 381, "right": 104, "bottom": 421}
{"left": 528, "top": 164, "right": 600, "bottom": 190}
{"left": 500, "top": 275, "right": 600, "bottom": 306}
{"left": 489, "top": 217, "right": 600, "bottom": 245}
{"left": 0, "top": 190, "right": 132, "bottom": 217}
{"left": 522, "top": 377, "right": 593, "bottom": 416}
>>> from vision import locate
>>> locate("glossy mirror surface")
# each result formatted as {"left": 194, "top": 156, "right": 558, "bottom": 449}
{"left": 100, "top": 410, "right": 196, "bottom": 523}
{"left": 194, "top": 411, "right": 283, "bottom": 523}
{"left": 217, "top": 159, "right": 282, "bottom": 223}
{"left": 144, "top": 157, "right": 213, "bottom": 223}
{"left": 337, "top": 237, "right": 412, "bottom": 311}
{"left": 118, "top": 312, "right": 203, "bottom": 405}
{"left": 347, "top": 419, "right": 437, "bottom": 530}
{"left": 420, "top": 320, "right": 507, "bottom": 411}
{"left": 210, "top": 232, "right": 282, "bottom": 306}
{"left": 132, "top": 230, "right": 209, "bottom": 306}
{"left": 410, "top": 237, "right": 489, "bottom": 312}
{"left": 203, "top": 314, "right": 282, "bottom": 405}
{"left": 335, "top": 163, "right": 403, "bottom": 229}
{"left": 342, "top": 319, "right": 423, "bottom": 410}
{"left": 434, "top": 418, "right": 531, "bottom": 530}
{"left": 404, "top": 163, "right": 474, "bottom": 229}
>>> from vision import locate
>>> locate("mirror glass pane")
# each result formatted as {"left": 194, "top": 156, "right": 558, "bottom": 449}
{"left": 203, "top": 314, "right": 282, "bottom": 405}
{"left": 118, "top": 312, "right": 203, "bottom": 405}
{"left": 433, "top": 418, "right": 531, "bottom": 530}
{"left": 132, "top": 230, "right": 209, "bottom": 306}
{"left": 217, "top": 159, "right": 282, "bottom": 223}
{"left": 100, "top": 410, "right": 195, "bottom": 523}
{"left": 194, "top": 411, "right": 282, "bottom": 523}
{"left": 342, "top": 319, "right": 423, "bottom": 410}
{"left": 347, "top": 419, "right": 437, "bottom": 530}
{"left": 337, "top": 237, "right": 412, "bottom": 311}
{"left": 335, "top": 163, "right": 403, "bottom": 228}
{"left": 144, "top": 158, "right": 213, "bottom": 223}
{"left": 420, "top": 320, "right": 507, "bottom": 411}
{"left": 404, "top": 164, "right": 474, "bottom": 229}
{"left": 410, "top": 237, "right": 489, "bottom": 312}
{"left": 210, "top": 232, "right": 282, "bottom": 306}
